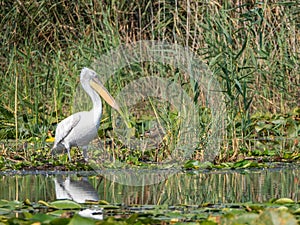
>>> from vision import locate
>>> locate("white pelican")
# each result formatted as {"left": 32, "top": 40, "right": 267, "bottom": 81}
{"left": 51, "top": 67, "right": 120, "bottom": 161}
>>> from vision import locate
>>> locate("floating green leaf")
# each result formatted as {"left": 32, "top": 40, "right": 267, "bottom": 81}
{"left": 254, "top": 208, "right": 297, "bottom": 225}
{"left": 274, "top": 198, "right": 295, "bottom": 204}
{"left": 68, "top": 214, "right": 95, "bottom": 225}
{"left": 49, "top": 200, "right": 82, "bottom": 210}
{"left": 30, "top": 213, "right": 56, "bottom": 223}
{"left": 183, "top": 160, "right": 213, "bottom": 169}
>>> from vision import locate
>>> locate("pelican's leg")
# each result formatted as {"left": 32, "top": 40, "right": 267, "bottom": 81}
{"left": 67, "top": 149, "right": 72, "bottom": 162}
{"left": 64, "top": 143, "right": 72, "bottom": 162}
{"left": 50, "top": 148, "right": 55, "bottom": 157}
{"left": 51, "top": 143, "right": 59, "bottom": 157}
{"left": 83, "top": 146, "right": 88, "bottom": 161}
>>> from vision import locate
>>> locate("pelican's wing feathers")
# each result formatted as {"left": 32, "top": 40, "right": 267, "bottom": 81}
{"left": 53, "top": 113, "right": 81, "bottom": 147}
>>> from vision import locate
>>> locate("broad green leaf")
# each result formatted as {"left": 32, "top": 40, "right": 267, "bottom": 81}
{"left": 274, "top": 198, "right": 295, "bottom": 204}
{"left": 98, "top": 200, "right": 109, "bottom": 205}
{"left": 22, "top": 211, "right": 33, "bottom": 219}
{"left": 49, "top": 200, "right": 81, "bottom": 209}
{"left": 38, "top": 200, "right": 50, "bottom": 207}
{"left": 30, "top": 213, "right": 56, "bottom": 223}
{"left": 47, "top": 209, "right": 69, "bottom": 217}
{"left": 49, "top": 217, "right": 70, "bottom": 225}
{"left": 68, "top": 214, "right": 95, "bottom": 225}
{"left": 222, "top": 213, "right": 258, "bottom": 225}
{"left": 254, "top": 208, "right": 297, "bottom": 225}
{"left": 293, "top": 208, "right": 300, "bottom": 214}
{"left": 126, "top": 213, "right": 139, "bottom": 224}
{"left": 184, "top": 160, "right": 200, "bottom": 169}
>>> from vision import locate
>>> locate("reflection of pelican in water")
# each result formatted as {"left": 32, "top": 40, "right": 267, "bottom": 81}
{"left": 51, "top": 67, "right": 120, "bottom": 161}
{"left": 54, "top": 175, "right": 99, "bottom": 203}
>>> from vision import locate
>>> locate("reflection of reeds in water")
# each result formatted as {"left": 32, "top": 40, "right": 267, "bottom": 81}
{"left": 95, "top": 168, "right": 287, "bottom": 205}
{"left": 0, "top": 168, "right": 298, "bottom": 205}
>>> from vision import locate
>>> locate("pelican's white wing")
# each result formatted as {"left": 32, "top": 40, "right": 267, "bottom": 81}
{"left": 53, "top": 113, "right": 81, "bottom": 148}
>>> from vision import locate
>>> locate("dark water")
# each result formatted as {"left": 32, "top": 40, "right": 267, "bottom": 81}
{"left": 0, "top": 165, "right": 299, "bottom": 205}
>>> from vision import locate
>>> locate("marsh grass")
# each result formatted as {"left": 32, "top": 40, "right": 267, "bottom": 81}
{"left": 0, "top": 0, "right": 299, "bottom": 164}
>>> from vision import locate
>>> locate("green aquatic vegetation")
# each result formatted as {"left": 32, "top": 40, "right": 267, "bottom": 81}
{"left": 0, "top": 136, "right": 299, "bottom": 171}
{"left": 0, "top": 107, "right": 298, "bottom": 171}
{"left": 0, "top": 0, "right": 299, "bottom": 165}
{"left": 0, "top": 199, "right": 299, "bottom": 224}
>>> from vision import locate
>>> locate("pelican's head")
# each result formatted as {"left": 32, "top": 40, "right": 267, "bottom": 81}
{"left": 80, "top": 67, "right": 120, "bottom": 111}
{"left": 80, "top": 67, "right": 99, "bottom": 83}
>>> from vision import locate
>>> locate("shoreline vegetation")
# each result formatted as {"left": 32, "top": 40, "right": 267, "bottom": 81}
{"left": 0, "top": 1, "right": 299, "bottom": 169}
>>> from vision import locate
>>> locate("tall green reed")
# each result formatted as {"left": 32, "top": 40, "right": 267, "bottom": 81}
{"left": 0, "top": 1, "right": 298, "bottom": 160}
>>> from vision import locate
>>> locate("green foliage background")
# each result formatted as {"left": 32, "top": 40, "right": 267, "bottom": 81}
{"left": 0, "top": 0, "right": 299, "bottom": 159}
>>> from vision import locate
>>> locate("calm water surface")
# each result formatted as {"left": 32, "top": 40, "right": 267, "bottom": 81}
{"left": 0, "top": 166, "right": 299, "bottom": 205}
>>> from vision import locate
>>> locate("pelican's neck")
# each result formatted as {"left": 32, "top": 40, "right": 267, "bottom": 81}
{"left": 83, "top": 82, "right": 102, "bottom": 126}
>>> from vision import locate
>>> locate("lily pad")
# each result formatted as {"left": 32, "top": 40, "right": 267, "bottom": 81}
{"left": 254, "top": 208, "right": 297, "bottom": 225}
{"left": 184, "top": 160, "right": 212, "bottom": 169}
{"left": 38, "top": 200, "right": 50, "bottom": 207}
{"left": 49, "top": 200, "right": 82, "bottom": 209}
{"left": 0, "top": 200, "right": 23, "bottom": 210}
{"left": 98, "top": 200, "right": 110, "bottom": 205}
{"left": 30, "top": 213, "right": 56, "bottom": 223}
{"left": 68, "top": 214, "right": 95, "bottom": 225}
{"left": 274, "top": 198, "right": 295, "bottom": 204}
{"left": 48, "top": 209, "right": 70, "bottom": 217}
{"left": 293, "top": 208, "right": 300, "bottom": 214}
{"left": 49, "top": 217, "right": 70, "bottom": 225}
{"left": 184, "top": 160, "right": 201, "bottom": 169}
{"left": 222, "top": 213, "right": 258, "bottom": 224}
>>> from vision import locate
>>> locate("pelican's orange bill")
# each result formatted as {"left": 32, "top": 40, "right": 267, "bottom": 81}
{"left": 90, "top": 78, "right": 120, "bottom": 111}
